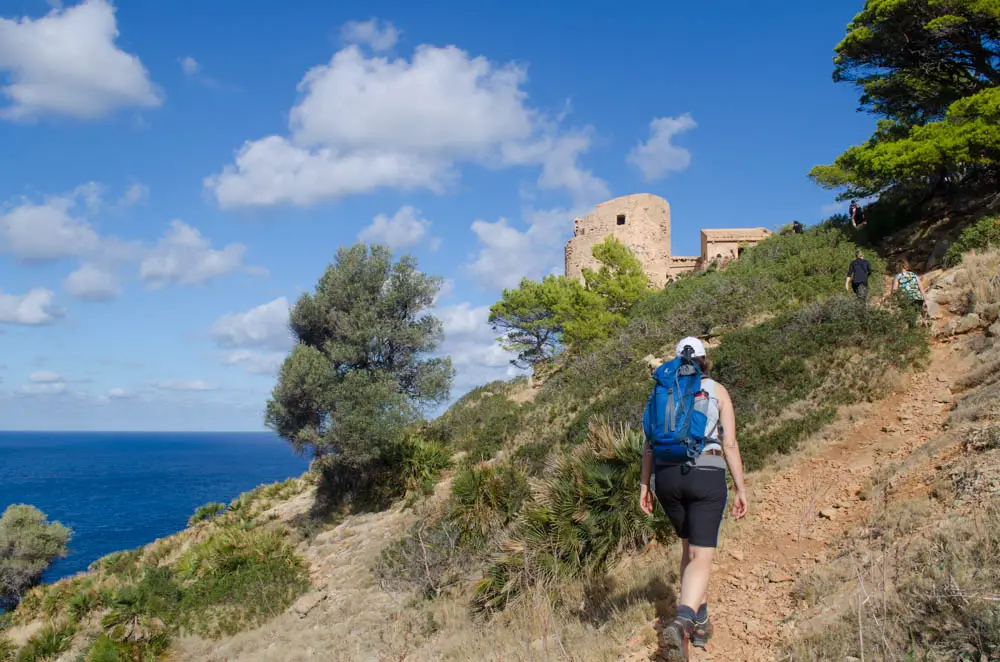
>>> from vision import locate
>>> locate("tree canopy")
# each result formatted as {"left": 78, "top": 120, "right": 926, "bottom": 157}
{"left": 812, "top": 0, "right": 1000, "bottom": 200}
{"left": 266, "top": 244, "right": 453, "bottom": 467}
{"left": 0, "top": 504, "right": 71, "bottom": 609}
{"left": 489, "top": 237, "right": 650, "bottom": 368}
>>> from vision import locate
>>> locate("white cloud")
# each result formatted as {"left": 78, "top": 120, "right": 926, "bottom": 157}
{"left": 19, "top": 382, "right": 68, "bottom": 396}
{"left": 0, "top": 288, "right": 59, "bottom": 325}
{"left": 0, "top": 0, "right": 161, "bottom": 120}
{"left": 627, "top": 114, "right": 697, "bottom": 181}
{"left": 340, "top": 18, "right": 400, "bottom": 52}
{"left": 465, "top": 207, "right": 580, "bottom": 289}
{"left": 179, "top": 56, "right": 200, "bottom": 77}
{"left": 152, "top": 380, "right": 217, "bottom": 392}
{"left": 0, "top": 189, "right": 102, "bottom": 261}
{"left": 119, "top": 183, "right": 149, "bottom": 207}
{"left": 206, "top": 42, "right": 605, "bottom": 208}
{"left": 220, "top": 349, "right": 284, "bottom": 376}
{"left": 64, "top": 263, "right": 121, "bottom": 301}
{"left": 107, "top": 387, "right": 133, "bottom": 399}
{"left": 29, "top": 370, "right": 62, "bottom": 383}
{"left": 210, "top": 297, "right": 293, "bottom": 351}
{"left": 139, "top": 220, "right": 250, "bottom": 288}
{"left": 435, "top": 302, "right": 518, "bottom": 392}
{"left": 358, "top": 205, "right": 432, "bottom": 250}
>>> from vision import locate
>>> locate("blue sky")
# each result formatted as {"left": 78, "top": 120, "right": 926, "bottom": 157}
{"left": 0, "top": 0, "right": 871, "bottom": 431}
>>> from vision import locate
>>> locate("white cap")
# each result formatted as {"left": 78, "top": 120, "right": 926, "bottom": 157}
{"left": 675, "top": 336, "right": 706, "bottom": 358}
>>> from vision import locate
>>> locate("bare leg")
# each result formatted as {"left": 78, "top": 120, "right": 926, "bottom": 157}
{"left": 679, "top": 545, "right": 715, "bottom": 610}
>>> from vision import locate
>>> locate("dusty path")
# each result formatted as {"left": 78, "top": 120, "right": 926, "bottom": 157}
{"left": 623, "top": 340, "right": 960, "bottom": 662}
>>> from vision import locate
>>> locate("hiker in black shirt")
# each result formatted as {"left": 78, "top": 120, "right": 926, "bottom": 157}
{"left": 849, "top": 201, "right": 860, "bottom": 228}
{"left": 791, "top": 220, "right": 803, "bottom": 234}
{"left": 846, "top": 249, "right": 872, "bottom": 300}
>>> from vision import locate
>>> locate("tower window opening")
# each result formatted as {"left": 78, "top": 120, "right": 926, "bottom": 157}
{"left": 616, "top": 214, "right": 626, "bottom": 225}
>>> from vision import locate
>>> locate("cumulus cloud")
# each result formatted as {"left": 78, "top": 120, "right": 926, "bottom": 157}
{"left": 118, "top": 183, "right": 149, "bottom": 207}
{"left": 19, "top": 382, "right": 68, "bottom": 396}
{"left": 206, "top": 41, "right": 605, "bottom": 208}
{"left": 139, "top": 220, "right": 251, "bottom": 288}
{"left": 627, "top": 114, "right": 697, "bottom": 181}
{"left": 0, "top": 0, "right": 161, "bottom": 120}
{"left": 220, "top": 349, "right": 284, "bottom": 376}
{"left": 465, "top": 207, "right": 581, "bottom": 289}
{"left": 29, "top": 370, "right": 62, "bottom": 383}
{"left": 179, "top": 56, "right": 200, "bottom": 77}
{"left": 152, "top": 380, "right": 217, "bottom": 392}
{"left": 107, "top": 387, "right": 133, "bottom": 399}
{"left": 64, "top": 263, "right": 121, "bottom": 301}
{"left": 0, "top": 288, "right": 59, "bottom": 325}
{"left": 0, "top": 186, "right": 104, "bottom": 261}
{"left": 340, "top": 18, "right": 400, "bottom": 52}
{"left": 210, "top": 297, "right": 293, "bottom": 351}
{"left": 435, "top": 302, "right": 518, "bottom": 392}
{"left": 357, "top": 206, "right": 432, "bottom": 250}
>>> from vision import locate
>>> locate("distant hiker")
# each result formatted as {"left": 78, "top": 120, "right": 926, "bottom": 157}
{"left": 640, "top": 337, "right": 749, "bottom": 659}
{"left": 849, "top": 200, "right": 860, "bottom": 228}
{"left": 891, "top": 258, "right": 928, "bottom": 321}
{"left": 846, "top": 249, "right": 872, "bottom": 301}
{"left": 792, "top": 220, "right": 803, "bottom": 234}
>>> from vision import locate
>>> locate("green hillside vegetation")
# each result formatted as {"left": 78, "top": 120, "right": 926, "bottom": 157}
{"left": 377, "top": 224, "right": 928, "bottom": 617}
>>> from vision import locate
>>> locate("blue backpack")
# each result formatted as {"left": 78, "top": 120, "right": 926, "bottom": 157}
{"left": 643, "top": 354, "right": 717, "bottom": 465}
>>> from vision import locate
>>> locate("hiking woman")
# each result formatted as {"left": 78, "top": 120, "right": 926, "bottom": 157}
{"left": 639, "top": 337, "right": 748, "bottom": 658}
{"left": 891, "top": 258, "right": 928, "bottom": 321}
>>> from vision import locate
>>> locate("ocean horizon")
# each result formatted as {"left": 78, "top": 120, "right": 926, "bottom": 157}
{"left": 0, "top": 430, "right": 311, "bottom": 584}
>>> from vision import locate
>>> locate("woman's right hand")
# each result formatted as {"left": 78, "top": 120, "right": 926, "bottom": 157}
{"left": 639, "top": 484, "right": 655, "bottom": 516}
{"left": 732, "top": 489, "right": 748, "bottom": 520}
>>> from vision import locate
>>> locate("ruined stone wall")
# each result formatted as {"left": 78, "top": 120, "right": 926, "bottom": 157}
{"left": 701, "top": 229, "right": 771, "bottom": 262}
{"left": 564, "top": 193, "right": 672, "bottom": 286}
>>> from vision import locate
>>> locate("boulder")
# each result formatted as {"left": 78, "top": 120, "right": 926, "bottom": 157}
{"left": 924, "top": 299, "right": 944, "bottom": 319}
{"left": 956, "top": 313, "right": 982, "bottom": 334}
{"left": 989, "top": 320, "right": 1000, "bottom": 338}
{"left": 926, "top": 238, "right": 952, "bottom": 270}
{"left": 291, "top": 592, "right": 326, "bottom": 618}
{"left": 979, "top": 302, "right": 1000, "bottom": 324}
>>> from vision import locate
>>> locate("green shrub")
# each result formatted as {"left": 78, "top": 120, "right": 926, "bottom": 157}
{"left": 424, "top": 383, "right": 528, "bottom": 464}
{"left": 449, "top": 462, "right": 530, "bottom": 547}
{"left": 0, "top": 636, "right": 14, "bottom": 662}
{"left": 510, "top": 442, "right": 551, "bottom": 476}
{"left": 174, "top": 526, "right": 309, "bottom": 638}
{"left": 86, "top": 633, "right": 168, "bottom": 662}
{"left": 0, "top": 505, "right": 71, "bottom": 610}
{"left": 188, "top": 502, "right": 227, "bottom": 526}
{"left": 473, "top": 424, "right": 672, "bottom": 614}
{"left": 89, "top": 549, "right": 142, "bottom": 579}
{"left": 15, "top": 622, "right": 75, "bottom": 662}
{"left": 945, "top": 214, "right": 1000, "bottom": 266}
{"left": 399, "top": 435, "right": 452, "bottom": 495}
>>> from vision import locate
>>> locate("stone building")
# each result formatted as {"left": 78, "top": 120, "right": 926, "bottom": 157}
{"left": 564, "top": 193, "right": 771, "bottom": 286}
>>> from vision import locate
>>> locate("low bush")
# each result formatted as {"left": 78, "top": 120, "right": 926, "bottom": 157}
{"left": 174, "top": 526, "right": 309, "bottom": 638}
{"left": 473, "top": 424, "right": 672, "bottom": 614}
{"left": 945, "top": 214, "right": 1000, "bottom": 265}
{"left": 0, "top": 637, "right": 13, "bottom": 662}
{"left": 89, "top": 549, "right": 142, "bottom": 579}
{"left": 399, "top": 435, "right": 452, "bottom": 496}
{"left": 424, "top": 382, "right": 529, "bottom": 464}
{"left": 188, "top": 503, "right": 227, "bottom": 526}
{"left": 15, "top": 622, "right": 75, "bottom": 662}
{"left": 449, "top": 462, "right": 530, "bottom": 547}
{"left": 375, "top": 517, "right": 468, "bottom": 599}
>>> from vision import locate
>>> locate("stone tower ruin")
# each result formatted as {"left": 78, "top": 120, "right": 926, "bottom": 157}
{"left": 564, "top": 193, "right": 673, "bottom": 285}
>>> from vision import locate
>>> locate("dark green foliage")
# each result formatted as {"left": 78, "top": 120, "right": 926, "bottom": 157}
{"left": 89, "top": 550, "right": 142, "bottom": 579}
{"left": 15, "top": 622, "right": 75, "bottom": 662}
{"left": 473, "top": 425, "right": 672, "bottom": 614}
{"left": 399, "top": 435, "right": 453, "bottom": 496}
{"left": 945, "top": 214, "right": 1000, "bottom": 265}
{"left": 0, "top": 637, "right": 13, "bottom": 662}
{"left": 174, "top": 527, "right": 309, "bottom": 638}
{"left": 510, "top": 442, "right": 551, "bottom": 476}
{"left": 0, "top": 505, "right": 71, "bottom": 610}
{"left": 266, "top": 243, "right": 453, "bottom": 507}
{"left": 188, "top": 503, "right": 227, "bottom": 526}
{"left": 449, "top": 462, "right": 530, "bottom": 547}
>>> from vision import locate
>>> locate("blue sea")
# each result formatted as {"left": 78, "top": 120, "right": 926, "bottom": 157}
{"left": 0, "top": 431, "right": 310, "bottom": 583}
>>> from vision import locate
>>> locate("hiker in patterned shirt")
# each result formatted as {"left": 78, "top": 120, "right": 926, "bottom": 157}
{"left": 891, "top": 258, "right": 928, "bottom": 322}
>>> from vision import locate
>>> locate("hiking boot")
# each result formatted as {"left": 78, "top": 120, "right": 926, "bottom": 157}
{"left": 691, "top": 617, "right": 713, "bottom": 649}
{"left": 660, "top": 617, "right": 693, "bottom": 662}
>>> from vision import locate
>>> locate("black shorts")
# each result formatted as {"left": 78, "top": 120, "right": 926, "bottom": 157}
{"left": 653, "top": 464, "right": 728, "bottom": 548}
{"left": 852, "top": 282, "right": 869, "bottom": 298}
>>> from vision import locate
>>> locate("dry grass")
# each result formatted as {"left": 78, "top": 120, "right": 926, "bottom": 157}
{"left": 956, "top": 248, "right": 1000, "bottom": 311}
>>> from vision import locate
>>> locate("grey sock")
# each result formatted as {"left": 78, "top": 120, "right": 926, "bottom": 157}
{"left": 676, "top": 605, "right": 697, "bottom": 622}
{"left": 696, "top": 603, "right": 708, "bottom": 623}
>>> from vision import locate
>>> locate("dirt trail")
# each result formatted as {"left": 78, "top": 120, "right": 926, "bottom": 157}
{"left": 623, "top": 339, "right": 961, "bottom": 662}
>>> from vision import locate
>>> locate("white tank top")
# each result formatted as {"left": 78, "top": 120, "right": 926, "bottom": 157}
{"left": 700, "top": 378, "right": 723, "bottom": 452}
